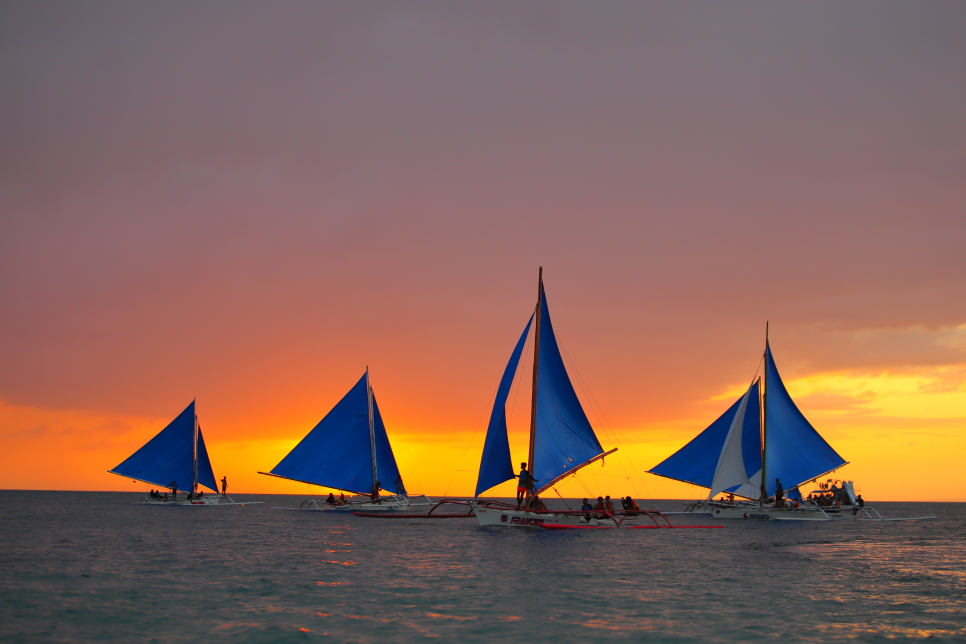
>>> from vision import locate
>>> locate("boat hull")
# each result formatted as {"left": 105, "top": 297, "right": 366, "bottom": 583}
{"left": 686, "top": 502, "right": 874, "bottom": 521}
{"left": 138, "top": 495, "right": 257, "bottom": 506}
{"left": 470, "top": 501, "right": 625, "bottom": 528}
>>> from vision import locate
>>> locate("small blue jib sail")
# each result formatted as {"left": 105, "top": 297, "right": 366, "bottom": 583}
{"left": 109, "top": 400, "right": 218, "bottom": 492}
{"left": 763, "top": 342, "right": 846, "bottom": 496}
{"left": 267, "top": 372, "right": 405, "bottom": 496}
{"left": 648, "top": 381, "right": 762, "bottom": 498}
{"left": 476, "top": 315, "right": 534, "bottom": 496}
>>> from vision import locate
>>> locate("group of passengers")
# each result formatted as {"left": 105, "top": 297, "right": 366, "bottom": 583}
{"left": 325, "top": 492, "right": 348, "bottom": 506}
{"left": 147, "top": 489, "right": 168, "bottom": 501}
{"left": 578, "top": 495, "right": 641, "bottom": 520}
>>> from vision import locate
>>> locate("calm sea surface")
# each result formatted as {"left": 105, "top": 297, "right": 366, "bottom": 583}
{"left": 1, "top": 491, "right": 964, "bottom": 643}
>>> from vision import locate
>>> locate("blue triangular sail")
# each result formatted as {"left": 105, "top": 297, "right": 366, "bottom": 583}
{"left": 110, "top": 401, "right": 217, "bottom": 492}
{"left": 649, "top": 383, "right": 762, "bottom": 494}
{"left": 195, "top": 426, "right": 218, "bottom": 493}
{"left": 269, "top": 374, "right": 376, "bottom": 495}
{"left": 763, "top": 344, "right": 846, "bottom": 496}
{"left": 372, "top": 394, "right": 404, "bottom": 495}
{"left": 532, "top": 291, "right": 604, "bottom": 489}
{"left": 476, "top": 315, "right": 534, "bottom": 496}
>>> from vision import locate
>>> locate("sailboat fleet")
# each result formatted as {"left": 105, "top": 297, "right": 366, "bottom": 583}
{"left": 109, "top": 269, "right": 928, "bottom": 524}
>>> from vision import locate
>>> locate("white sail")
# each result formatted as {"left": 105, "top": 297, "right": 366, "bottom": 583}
{"left": 708, "top": 383, "right": 761, "bottom": 500}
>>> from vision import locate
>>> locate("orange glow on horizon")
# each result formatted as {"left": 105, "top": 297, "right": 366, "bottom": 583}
{"left": 3, "top": 353, "right": 964, "bottom": 501}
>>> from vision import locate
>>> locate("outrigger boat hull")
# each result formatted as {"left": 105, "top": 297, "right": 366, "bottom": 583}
{"left": 137, "top": 495, "right": 259, "bottom": 507}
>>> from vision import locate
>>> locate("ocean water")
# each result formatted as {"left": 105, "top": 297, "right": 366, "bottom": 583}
{"left": 1, "top": 492, "right": 964, "bottom": 643}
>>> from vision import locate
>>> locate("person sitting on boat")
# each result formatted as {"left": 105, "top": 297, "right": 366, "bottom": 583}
{"left": 726, "top": 493, "right": 735, "bottom": 504}
{"left": 339, "top": 492, "right": 346, "bottom": 505}
{"left": 515, "top": 463, "right": 532, "bottom": 508}
{"left": 529, "top": 496, "right": 547, "bottom": 512}
{"left": 371, "top": 482, "right": 381, "bottom": 503}
{"left": 604, "top": 496, "right": 615, "bottom": 513}
{"left": 163, "top": 493, "right": 168, "bottom": 501}
{"left": 326, "top": 492, "right": 337, "bottom": 505}
{"left": 857, "top": 494, "right": 865, "bottom": 508}
{"left": 774, "top": 479, "right": 784, "bottom": 508}
{"left": 581, "top": 498, "right": 593, "bottom": 521}
{"left": 594, "top": 496, "right": 607, "bottom": 519}
{"left": 624, "top": 496, "right": 641, "bottom": 515}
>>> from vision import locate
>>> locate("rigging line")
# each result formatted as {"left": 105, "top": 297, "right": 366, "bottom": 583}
{"left": 443, "top": 382, "right": 500, "bottom": 497}
{"left": 556, "top": 336, "right": 648, "bottom": 500}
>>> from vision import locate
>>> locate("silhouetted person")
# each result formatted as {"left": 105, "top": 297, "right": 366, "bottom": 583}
{"left": 516, "top": 462, "right": 532, "bottom": 508}
{"left": 221, "top": 476, "right": 228, "bottom": 496}
{"left": 326, "top": 492, "right": 336, "bottom": 505}
{"left": 774, "top": 478, "right": 784, "bottom": 508}
{"left": 371, "top": 481, "right": 381, "bottom": 502}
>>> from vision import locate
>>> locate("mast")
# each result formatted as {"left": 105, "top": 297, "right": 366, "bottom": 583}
{"left": 760, "top": 322, "right": 769, "bottom": 507}
{"left": 192, "top": 398, "right": 199, "bottom": 493}
{"left": 527, "top": 267, "right": 543, "bottom": 488}
{"left": 367, "top": 366, "right": 378, "bottom": 493}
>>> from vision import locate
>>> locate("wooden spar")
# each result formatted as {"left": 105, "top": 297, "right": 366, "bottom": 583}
{"left": 192, "top": 399, "right": 199, "bottom": 493}
{"left": 367, "top": 367, "right": 378, "bottom": 493}
{"left": 527, "top": 267, "right": 543, "bottom": 495}
{"left": 534, "top": 448, "right": 618, "bottom": 496}
{"left": 760, "top": 322, "right": 769, "bottom": 507}
{"left": 256, "top": 471, "right": 370, "bottom": 497}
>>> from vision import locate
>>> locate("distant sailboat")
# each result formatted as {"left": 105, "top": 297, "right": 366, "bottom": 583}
{"left": 109, "top": 401, "right": 257, "bottom": 506}
{"left": 470, "top": 270, "right": 681, "bottom": 529}
{"left": 649, "top": 326, "right": 902, "bottom": 521}
{"left": 260, "top": 369, "right": 430, "bottom": 512}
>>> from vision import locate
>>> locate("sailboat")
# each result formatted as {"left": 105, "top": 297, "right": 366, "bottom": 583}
{"left": 260, "top": 369, "right": 431, "bottom": 512}
{"left": 470, "top": 270, "right": 692, "bottom": 529}
{"left": 109, "top": 400, "right": 257, "bottom": 506}
{"left": 649, "top": 326, "right": 890, "bottom": 521}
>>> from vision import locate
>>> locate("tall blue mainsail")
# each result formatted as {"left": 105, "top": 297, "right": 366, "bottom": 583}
{"left": 110, "top": 400, "right": 218, "bottom": 492}
{"left": 476, "top": 315, "right": 534, "bottom": 496}
{"left": 532, "top": 290, "right": 605, "bottom": 492}
{"left": 648, "top": 381, "right": 761, "bottom": 497}
{"left": 266, "top": 372, "right": 405, "bottom": 496}
{"left": 763, "top": 342, "right": 846, "bottom": 496}
{"left": 474, "top": 271, "right": 610, "bottom": 498}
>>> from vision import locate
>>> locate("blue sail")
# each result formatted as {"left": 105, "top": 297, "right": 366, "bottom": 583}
{"left": 763, "top": 344, "right": 846, "bottom": 496}
{"left": 269, "top": 373, "right": 403, "bottom": 495}
{"left": 476, "top": 315, "right": 534, "bottom": 496}
{"left": 195, "top": 426, "right": 218, "bottom": 494}
{"left": 110, "top": 401, "right": 217, "bottom": 492}
{"left": 371, "top": 394, "right": 404, "bottom": 495}
{"left": 532, "top": 291, "right": 604, "bottom": 490}
{"left": 649, "top": 382, "right": 762, "bottom": 493}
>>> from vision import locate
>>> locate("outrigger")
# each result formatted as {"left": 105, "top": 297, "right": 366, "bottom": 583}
{"left": 468, "top": 269, "right": 718, "bottom": 529}
{"left": 109, "top": 400, "right": 260, "bottom": 507}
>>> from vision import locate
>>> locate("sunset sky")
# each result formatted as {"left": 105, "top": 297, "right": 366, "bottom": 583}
{"left": 2, "top": 2, "right": 964, "bottom": 501}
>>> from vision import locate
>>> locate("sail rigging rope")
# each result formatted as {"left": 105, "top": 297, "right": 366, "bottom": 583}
{"left": 555, "top": 335, "right": 655, "bottom": 507}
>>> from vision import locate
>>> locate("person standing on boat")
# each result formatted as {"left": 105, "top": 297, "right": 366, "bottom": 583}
{"left": 371, "top": 481, "right": 381, "bottom": 502}
{"left": 515, "top": 463, "right": 532, "bottom": 508}
{"left": 774, "top": 479, "right": 784, "bottom": 508}
{"left": 221, "top": 476, "right": 228, "bottom": 496}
